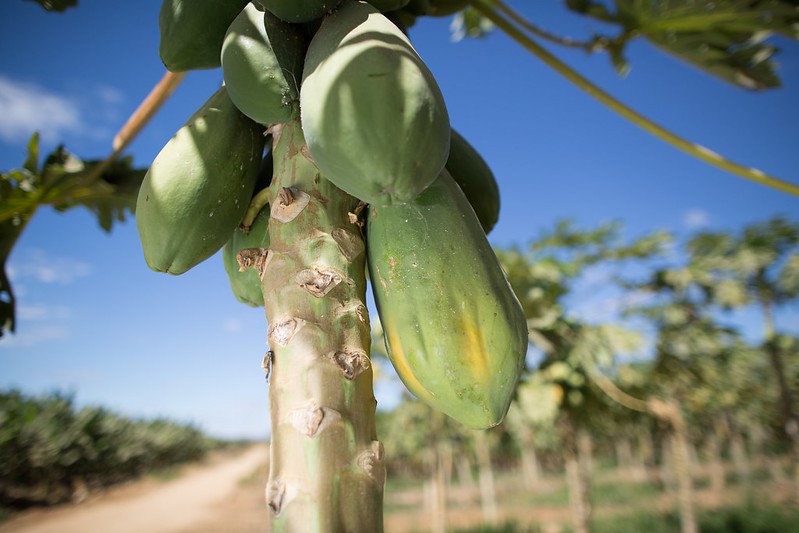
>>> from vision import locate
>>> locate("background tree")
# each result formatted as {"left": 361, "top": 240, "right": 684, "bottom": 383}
{"left": 685, "top": 217, "right": 799, "bottom": 498}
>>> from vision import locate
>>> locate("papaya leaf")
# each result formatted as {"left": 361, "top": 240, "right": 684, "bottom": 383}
{"left": 50, "top": 156, "right": 146, "bottom": 232}
{"left": 614, "top": 0, "right": 798, "bottom": 90}
{"left": 564, "top": 0, "right": 617, "bottom": 23}
{"left": 26, "top": 0, "right": 78, "bottom": 12}
{"left": 0, "top": 219, "right": 25, "bottom": 337}
{"left": 23, "top": 132, "right": 40, "bottom": 176}
{"left": 562, "top": 0, "right": 798, "bottom": 89}
{"left": 0, "top": 142, "right": 146, "bottom": 336}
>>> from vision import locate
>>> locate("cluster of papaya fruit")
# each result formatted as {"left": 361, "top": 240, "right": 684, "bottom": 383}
{"left": 136, "top": 0, "right": 528, "bottom": 429}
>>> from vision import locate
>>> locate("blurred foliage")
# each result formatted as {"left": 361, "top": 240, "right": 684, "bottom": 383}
{"left": 0, "top": 133, "right": 146, "bottom": 338}
{"left": 569, "top": 0, "right": 798, "bottom": 88}
{"left": 0, "top": 389, "right": 219, "bottom": 506}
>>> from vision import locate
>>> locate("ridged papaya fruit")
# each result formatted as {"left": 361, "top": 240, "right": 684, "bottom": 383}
{"left": 222, "top": 206, "right": 270, "bottom": 306}
{"left": 367, "top": 0, "right": 410, "bottom": 11}
{"left": 136, "top": 87, "right": 265, "bottom": 275}
{"left": 447, "top": 129, "right": 500, "bottom": 234}
{"left": 159, "top": 0, "right": 249, "bottom": 72}
{"left": 384, "top": 7, "right": 418, "bottom": 33}
{"left": 256, "top": 0, "right": 342, "bottom": 23}
{"left": 366, "top": 170, "right": 528, "bottom": 429}
{"left": 402, "top": 0, "right": 430, "bottom": 15}
{"left": 301, "top": 0, "right": 450, "bottom": 206}
{"left": 221, "top": 4, "right": 306, "bottom": 126}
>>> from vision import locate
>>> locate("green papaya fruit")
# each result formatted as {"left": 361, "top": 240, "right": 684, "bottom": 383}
{"left": 221, "top": 4, "right": 306, "bottom": 126}
{"left": 366, "top": 170, "right": 528, "bottom": 429}
{"left": 403, "top": 0, "right": 430, "bottom": 15}
{"left": 446, "top": 129, "right": 500, "bottom": 234}
{"left": 384, "top": 7, "right": 418, "bottom": 33}
{"left": 301, "top": 0, "right": 450, "bottom": 206}
{"left": 256, "top": 0, "right": 342, "bottom": 23}
{"left": 222, "top": 206, "right": 270, "bottom": 306}
{"left": 427, "top": 0, "right": 467, "bottom": 16}
{"left": 158, "top": 0, "right": 249, "bottom": 72}
{"left": 136, "top": 87, "right": 265, "bottom": 275}
{"left": 367, "top": 0, "right": 410, "bottom": 11}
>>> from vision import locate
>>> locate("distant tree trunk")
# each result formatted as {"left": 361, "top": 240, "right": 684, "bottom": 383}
{"left": 633, "top": 431, "right": 654, "bottom": 482}
{"left": 615, "top": 437, "right": 635, "bottom": 477}
{"left": 728, "top": 423, "right": 752, "bottom": 491}
{"left": 455, "top": 450, "right": 476, "bottom": 490}
{"left": 762, "top": 299, "right": 799, "bottom": 503}
{"left": 704, "top": 431, "right": 726, "bottom": 495}
{"left": 441, "top": 440, "right": 454, "bottom": 491}
{"left": 660, "top": 436, "right": 677, "bottom": 496}
{"left": 750, "top": 423, "right": 786, "bottom": 484}
{"left": 521, "top": 444, "right": 543, "bottom": 491}
{"left": 432, "top": 450, "right": 447, "bottom": 533}
{"left": 578, "top": 430, "right": 594, "bottom": 480}
{"left": 518, "top": 426, "right": 542, "bottom": 491}
{"left": 563, "top": 418, "right": 592, "bottom": 533}
{"left": 473, "top": 429, "right": 499, "bottom": 526}
{"left": 650, "top": 399, "right": 697, "bottom": 533}
{"left": 428, "top": 412, "right": 447, "bottom": 533}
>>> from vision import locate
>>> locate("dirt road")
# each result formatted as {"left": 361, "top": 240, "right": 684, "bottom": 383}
{"left": 0, "top": 444, "right": 270, "bottom": 533}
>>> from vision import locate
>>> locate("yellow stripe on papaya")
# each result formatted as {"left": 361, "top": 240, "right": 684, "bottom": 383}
{"left": 385, "top": 323, "right": 432, "bottom": 400}
{"left": 458, "top": 313, "right": 489, "bottom": 380}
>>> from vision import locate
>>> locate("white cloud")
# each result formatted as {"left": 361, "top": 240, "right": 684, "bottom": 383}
{"left": 223, "top": 317, "right": 244, "bottom": 333}
{"left": 10, "top": 248, "right": 92, "bottom": 285}
{"left": 0, "top": 75, "right": 83, "bottom": 143}
{"left": 0, "top": 323, "right": 69, "bottom": 348}
{"left": 94, "top": 84, "right": 125, "bottom": 106}
{"left": 17, "top": 303, "right": 71, "bottom": 321}
{"left": 0, "top": 75, "right": 127, "bottom": 145}
{"left": 682, "top": 208, "right": 710, "bottom": 230}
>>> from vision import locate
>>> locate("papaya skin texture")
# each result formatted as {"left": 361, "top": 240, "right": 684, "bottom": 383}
{"left": 136, "top": 87, "right": 265, "bottom": 275}
{"left": 221, "top": 4, "right": 306, "bottom": 126}
{"left": 427, "top": 0, "right": 467, "bottom": 16}
{"left": 159, "top": 0, "right": 249, "bottom": 72}
{"left": 256, "top": 0, "right": 342, "bottom": 23}
{"left": 367, "top": 170, "right": 528, "bottom": 429}
{"left": 301, "top": 0, "right": 450, "bottom": 206}
{"left": 222, "top": 207, "right": 270, "bottom": 307}
{"left": 367, "top": 0, "right": 410, "bottom": 11}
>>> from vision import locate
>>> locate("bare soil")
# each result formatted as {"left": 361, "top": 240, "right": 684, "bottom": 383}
{"left": 0, "top": 444, "right": 269, "bottom": 533}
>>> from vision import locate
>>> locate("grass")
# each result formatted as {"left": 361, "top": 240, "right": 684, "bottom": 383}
{"left": 438, "top": 505, "right": 799, "bottom": 533}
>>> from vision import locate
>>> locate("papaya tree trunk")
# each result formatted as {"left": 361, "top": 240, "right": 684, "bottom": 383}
{"left": 615, "top": 437, "right": 634, "bottom": 477}
{"left": 563, "top": 419, "right": 592, "bottom": 533}
{"left": 432, "top": 447, "right": 448, "bottom": 533}
{"left": 704, "top": 430, "right": 726, "bottom": 496}
{"left": 633, "top": 431, "right": 653, "bottom": 483}
{"left": 650, "top": 399, "right": 697, "bottom": 533}
{"left": 455, "top": 448, "right": 475, "bottom": 491}
{"left": 519, "top": 433, "right": 543, "bottom": 492}
{"left": 473, "top": 429, "right": 499, "bottom": 526}
{"left": 246, "top": 119, "right": 383, "bottom": 532}
{"left": 578, "top": 430, "right": 594, "bottom": 485}
{"left": 429, "top": 411, "right": 448, "bottom": 533}
{"left": 761, "top": 298, "right": 799, "bottom": 503}
{"left": 728, "top": 422, "right": 751, "bottom": 491}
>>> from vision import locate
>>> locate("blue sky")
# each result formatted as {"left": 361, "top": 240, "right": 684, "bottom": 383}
{"left": 1, "top": 1, "right": 797, "bottom": 439}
